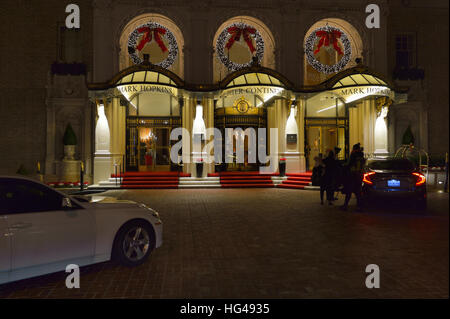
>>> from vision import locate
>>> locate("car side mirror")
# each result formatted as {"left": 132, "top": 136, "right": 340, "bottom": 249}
{"left": 62, "top": 197, "right": 73, "bottom": 209}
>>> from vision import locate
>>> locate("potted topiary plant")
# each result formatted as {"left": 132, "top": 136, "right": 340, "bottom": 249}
{"left": 63, "top": 123, "right": 77, "bottom": 160}
{"left": 401, "top": 125, "right": 415, "bottom": 146}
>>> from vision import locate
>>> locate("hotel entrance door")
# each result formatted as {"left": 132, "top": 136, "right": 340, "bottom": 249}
{"left": 305, "top": 119, "right": 348, "bottom": 170}
{"left": 126, "top": 117, "right": 178, "bottom": 172}
{"left": 137, "top": 127, "right": 170, "bottom": 172}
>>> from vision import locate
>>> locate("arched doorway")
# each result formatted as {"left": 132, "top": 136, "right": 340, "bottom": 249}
{"left": 88, "top": 62, "right": 185, "bottom": 182}
{"left": 216, "top": 68, "right": 291, "bottom": 171}
{"left": 212, "top": 16, "right": 276, "bottom": 83}
{"left": 303, "top": 18, "right": 364, "bottom": 85}
{"left": 303, "top": 66, "right": 396, "bottom": 170}
{"left": 118, "top": 13, "right": 185, "bottom": 78}
{"left": 117, "top": 68, "right": 183, "bottom": 172}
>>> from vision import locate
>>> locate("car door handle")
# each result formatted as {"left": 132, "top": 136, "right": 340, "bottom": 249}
{"left": 10, "top": 222, "right": 33, "bottom": 229}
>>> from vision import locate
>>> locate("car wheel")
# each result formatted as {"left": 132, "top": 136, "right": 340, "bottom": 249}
{"left": 113, "top": 220, "right": 155, "bottom": 267}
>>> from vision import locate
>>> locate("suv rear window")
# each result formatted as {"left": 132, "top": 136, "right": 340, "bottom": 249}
{"left": 368, "top": 159, "right": 416, "bottom": 170}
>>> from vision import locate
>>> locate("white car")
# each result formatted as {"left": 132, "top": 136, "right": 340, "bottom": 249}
{"left": 0, "top": 176, "right": 163, "bottom": 285}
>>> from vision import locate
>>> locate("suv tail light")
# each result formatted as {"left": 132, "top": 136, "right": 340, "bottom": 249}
{"left": 363, "top": 172, "right": 376, "bottom": 185}
{"left": 412, "top": 172, "right": 426, "bottom": 186}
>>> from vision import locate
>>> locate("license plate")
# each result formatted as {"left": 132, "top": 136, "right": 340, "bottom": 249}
{"left": 387, "top": 179, "right": 401, "bottom": 187}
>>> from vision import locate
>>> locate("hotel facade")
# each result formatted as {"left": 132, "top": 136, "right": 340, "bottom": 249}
{"left": 0, "top": 0, "right": 448, "bottom": 184}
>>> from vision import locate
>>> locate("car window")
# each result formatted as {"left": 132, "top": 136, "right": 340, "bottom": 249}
{"left": 0, "top": 179, "right": 64, "bottom": 214}
{"left": 368, "top": 159, "right": 415, "bottom": 170}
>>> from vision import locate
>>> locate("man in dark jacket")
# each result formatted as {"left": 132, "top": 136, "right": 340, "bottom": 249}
{"left": 322, "top": 150, "right": 338, "bottom": 205}
{"left": 341, "top": 143, "right": 365, "bottom": 211}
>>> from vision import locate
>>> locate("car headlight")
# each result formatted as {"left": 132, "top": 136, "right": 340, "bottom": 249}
{"left": 138, "top": 203, "right": 160, "bottom": 219}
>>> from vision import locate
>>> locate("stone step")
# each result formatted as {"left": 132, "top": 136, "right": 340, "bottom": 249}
{"left": 178, "top": 184, "right": 222, "bottom": 188}
{"left": 179, "top": 177, "right": 220, "bottom": 182}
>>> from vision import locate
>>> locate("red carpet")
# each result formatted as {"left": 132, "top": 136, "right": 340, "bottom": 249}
{"left": 117, "top": 171, "right": 190, "bottom": 189}
{"left": 278, "top": 172, "right": 313, "bottom": 189}
{"left": 208, "top": 171, "right": 277, "bottom": 188}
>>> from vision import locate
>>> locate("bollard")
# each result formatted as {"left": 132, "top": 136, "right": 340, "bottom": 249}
{"left": 80, "top": 161, "right": 84, "bottom": 191}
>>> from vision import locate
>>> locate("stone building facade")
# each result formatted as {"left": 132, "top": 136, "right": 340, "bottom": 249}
{"left": 0, "top": 0, "right": 447, "bottom": 183}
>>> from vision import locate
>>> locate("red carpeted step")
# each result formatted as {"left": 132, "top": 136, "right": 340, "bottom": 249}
{"left": 220, "top": 180, "right": 273, "bottom": 184}
{"left": 121, "top": 185, "right": 178, "bottom": 189}
{"left": 221, "top": 183, "right": 274, "bottom": 188}
{"left": 284, "top": 176, "right": 311, "bottom": 182}
{"left": 220, "top": 176, "right": 273, "bottom": 180}
{"left": 122, "top": 172, "right": 180, "bottom": 177}
{"left": 286, "top": 173, "right": 312, "bottom": 178}
{"left": 121, "top": 177, "right": 179, "bottom": 181}
{"left": 114, "top": 171, "right": 187, "bottom": 189}
{"left": 179, "top": 173, "right": 191, "bottom": 177}
{"left": 278, "top": 171, "right": 312, "bottom": 190}
{"left": 218, "top": 172, "right": 279, "bottom": 176}
{"left": 121, "top": 180, "right": 180, "bottom": 185}
{"left": 208, "top": 173, "right": 220, "bottom": 177}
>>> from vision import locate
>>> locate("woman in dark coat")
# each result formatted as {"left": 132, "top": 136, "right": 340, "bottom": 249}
{"left": 341, "top": 143, "right": 366, "bottom": 211}
{"left": 312, "top": 153, "right": 324, "bottom": 186}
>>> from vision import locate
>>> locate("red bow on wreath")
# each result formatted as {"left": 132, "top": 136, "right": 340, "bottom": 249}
{"left": 225, "top": 26, "right": 257, "bottom": 53}
{"left": 314, "top": 30, "right": 343, "bottom": 55}
{"left": 136, "top": 27, "right": 168, "bottom": 52}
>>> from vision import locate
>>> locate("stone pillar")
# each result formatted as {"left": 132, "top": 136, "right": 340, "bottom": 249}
{"left": 275, "top": 98, "right": 287, "bottom": 157}
{"left": 296, "top": 98, "right": 306, "bottom": 172}
{"left": 83, "top": 101, "right": 93, "bottom": 181}
{"left": 362, "top": 98, "right": 376, "bottom": 156}
{"left": 279, "top": 100, "right": 302, "bottom": 173}
{"left": 93, "top": 102, "right": 111, "bottom": 184}
{"left": 110, "top": 97, "right": 125, "bottom": 171}
{"left": 374, "top": 106, "right": 389, "bottom": 157}
{"left": 191, "top": 99, "right": 207, "bottom": 177}
{"left": 268, "top": 103, "right": 280, "bottom": 173}
{"left": 275, "top": 98, "right": 303, "bottom": 173}
{"left": 182, "top": 96, "right": 194, "bottom": 175}
{"left": 349, "top": 102, "right": 366, "bottom": 153}
{"left": 203, "top": 97, "right": 215, "bottom": 175}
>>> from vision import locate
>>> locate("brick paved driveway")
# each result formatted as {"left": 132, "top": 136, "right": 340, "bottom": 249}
{"left": 0, "top": 189, "right": 448, "bottom": 298}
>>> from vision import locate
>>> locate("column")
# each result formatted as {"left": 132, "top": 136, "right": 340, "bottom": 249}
{"left": 93, "top": 101, "right": 112, "bottom": 184}
{"left": 203, "top": 97, "right": 215, "bottom": 176}
{"left": 374, "top": 105, "right": 389, "bottom": 157}
{"left": 182, "top": 96, "right": 194, "bottom": 175}
{"left": 110, "top": 97, "right": 125, "bottom": 171}
{"left": 296, "top": 97, "right": 306, "bottom": 172}
{"left": 83, "top": 101, "right": 93, "bottom": 182}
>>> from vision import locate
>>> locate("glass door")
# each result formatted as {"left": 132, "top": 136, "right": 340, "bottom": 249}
{"left": 126, "top": 122, "right": 172, "bottom": 172}
{"left": 305, "top": 123, "right": 347, "bottom": 170}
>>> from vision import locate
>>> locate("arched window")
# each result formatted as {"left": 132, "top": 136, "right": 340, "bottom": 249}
{"left": 303, "top": 18, "right": 363, "bottom": 85}
{"left": 213, "top": 16, "right": 276, "bottom": 83}
{"left": 119, "top": 13, "right": 184, "bottom": 79}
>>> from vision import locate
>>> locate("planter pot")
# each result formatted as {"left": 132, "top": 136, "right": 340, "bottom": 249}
{"left": 64, "top": 145, "right": 76, "bottom": 160}
{"left": 196, "top": 162, "right": 204, "bottom": 178}
{"left": 279, "top": 161, "right": 286, "bottom": 177}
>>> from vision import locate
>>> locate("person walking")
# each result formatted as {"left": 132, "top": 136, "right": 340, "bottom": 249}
{"left": 341, "top": 143, "right": 366, "bottom": 211}
{"left": 322, "top": 150, "right": 338, "bottom": 205}
{"left": 312, "top": 153, "right": 324, "bottom": 186}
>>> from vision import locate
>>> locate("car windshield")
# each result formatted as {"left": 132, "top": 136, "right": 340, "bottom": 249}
{"left": 368, "top": 159, "right": 416, "bottom": 171}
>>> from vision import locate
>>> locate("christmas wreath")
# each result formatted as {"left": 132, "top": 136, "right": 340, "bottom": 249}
{"left": 305, "top": 25, "right": 352, "bottom": 74}
{"left": 128, "top": 22, "right": 178, "bottom": 68}
{"left": 216, "top": 22, "right": 264, "bottom": 71}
